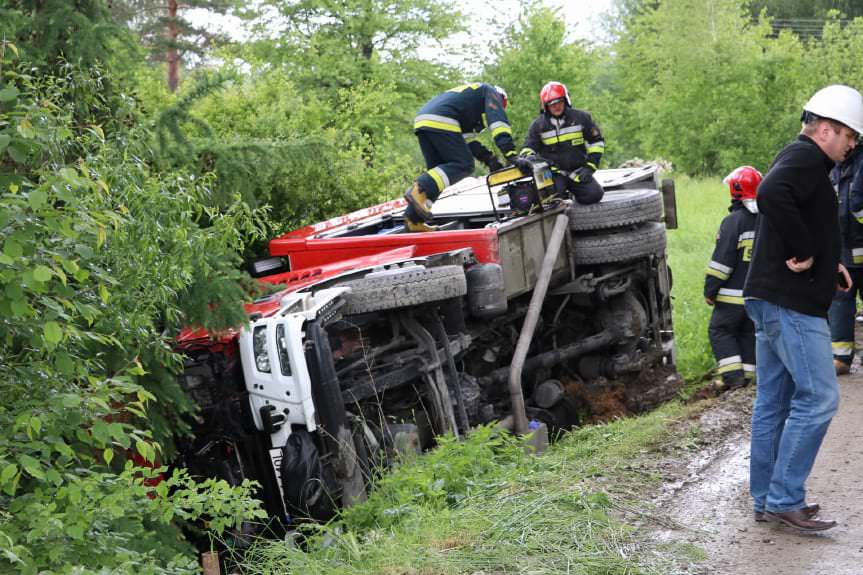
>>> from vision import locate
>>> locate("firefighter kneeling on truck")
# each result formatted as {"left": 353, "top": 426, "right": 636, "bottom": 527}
{"left": 404, "top": 83, "right": 519, "bottom": 233}
{"left": 518, "top": 81, "right": 605, "bottom": 205}
{"left": 704, "top": 166, "right": 762, "bottom": 389}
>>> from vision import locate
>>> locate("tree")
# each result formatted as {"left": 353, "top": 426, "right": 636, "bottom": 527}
{"left": 486, "top": 7, "right": 598, "bottom": 154}
{"left": 110, "top": 0, "right": 236, "bottom": 92}
{"left": 243, "top": 0, "right": 463, "bottom": 99}
{"left": 0, "top": 0, "right": 129, "bottom": 71}
{"left": 609, "top": 0, "right": 812, "bottom": 173}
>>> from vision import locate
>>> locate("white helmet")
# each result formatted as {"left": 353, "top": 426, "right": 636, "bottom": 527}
{"left": 803, "top": 84, "right": 863, "bottom": 134}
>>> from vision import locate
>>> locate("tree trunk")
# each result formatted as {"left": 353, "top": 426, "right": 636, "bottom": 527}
{"left": 167, "top": 0, "right": 179, "bottom": 92}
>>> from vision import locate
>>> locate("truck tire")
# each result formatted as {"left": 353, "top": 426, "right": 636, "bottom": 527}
{"left": 567, "top": 188, "right": 663, "bottom": 231}
{"left": 573, "top": 222, "right": 667, "bottom": 265}
{"left": 340, "top": 265, "right": 467, "bottom": 315}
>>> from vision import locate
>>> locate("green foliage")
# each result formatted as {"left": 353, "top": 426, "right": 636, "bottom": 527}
{"left": 0, "top": 1, "right": 137, "bottom": 77}
{"left": 178, "top": 69, "right": 418, "bottom": 232}
{"left": 488, "top": 7, "right": 599, "bottom": 152}
{"left": 603, "top": 0, "right": 844, "bottom": 173}
{"left": 243, "top": 0, "right": 463, "bottom": 98}
{"left": 0, "top": 56, "right": 266, "bottom": 572}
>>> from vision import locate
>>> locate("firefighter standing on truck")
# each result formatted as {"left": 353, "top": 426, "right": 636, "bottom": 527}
{"left": 519, "top": 81, "right": 605, "bottom": 205}
{"left": 704, "top": 166, "right": 762, "bottom": 389}
{"left": 828, "top": 144, "right": 863, "bottom": 375}
{"left": 404, "top": 83, "right": 518, "bottom": 232}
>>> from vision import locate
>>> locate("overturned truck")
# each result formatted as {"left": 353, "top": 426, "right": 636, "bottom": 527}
{"left": 175, "top": 163, "right": 680, "bottom": 527}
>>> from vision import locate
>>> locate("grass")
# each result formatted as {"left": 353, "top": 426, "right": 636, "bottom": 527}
{"left": 232, "top": 178, "right": 727, "bottom": 573}
{"left": 235, "top": 405, "right": 699, "bottom": 575}
{"left": 666, "top": 175, "right": 729, "bottom": 383}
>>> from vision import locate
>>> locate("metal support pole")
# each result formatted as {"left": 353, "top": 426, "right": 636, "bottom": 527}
{"left": 508, "top": 214, "right": 569, "bottom": 435}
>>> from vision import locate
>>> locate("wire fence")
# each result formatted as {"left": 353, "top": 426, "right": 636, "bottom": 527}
{"left": 766, "top": 17, "right": 852, "bottom": 40}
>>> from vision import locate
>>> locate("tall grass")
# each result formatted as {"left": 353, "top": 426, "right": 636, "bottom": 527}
{"left": 666, "top": 175, "right": 729, "bottom": 383}
{"left": 234, "top": 407, "right": 695, "bottom": 575}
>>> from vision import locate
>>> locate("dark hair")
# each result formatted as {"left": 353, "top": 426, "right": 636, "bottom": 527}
{"left": 801, "top": 112, "right": 846, "bottom": 136}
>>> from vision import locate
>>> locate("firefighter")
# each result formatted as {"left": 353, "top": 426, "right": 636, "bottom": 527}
{"left": 828, "top": 144, "right": 863, "bottom": 375}
{"left": 705, "top": 166, "right": 762, "bottom": 388}
{"left": 404, "top": 83, "right": 518, "bottom": 232}
{"left": 519, "top": 81, "right": 605, "bottom": 204}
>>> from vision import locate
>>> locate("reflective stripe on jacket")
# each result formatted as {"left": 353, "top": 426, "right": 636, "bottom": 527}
{"left": 519, "top": 107, "right": 604, "bottom": 172}
{"left": 705, "top": 203, "right": 756, "bottom": 304}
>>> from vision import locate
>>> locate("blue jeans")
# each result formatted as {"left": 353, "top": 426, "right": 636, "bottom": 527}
{"left": 744, "top": 299, "right": 839, "bottom": 513}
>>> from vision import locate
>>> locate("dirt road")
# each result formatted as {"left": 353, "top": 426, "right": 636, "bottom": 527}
{"left": 654, "top": 368, "right": 863, "bottom": 574}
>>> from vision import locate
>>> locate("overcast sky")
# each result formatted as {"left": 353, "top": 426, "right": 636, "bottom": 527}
{"left": 188, "top": 0, "right": 616, "bottom": 71}
{"left": 432, "top": 0, "right": 617, "bottom": 70}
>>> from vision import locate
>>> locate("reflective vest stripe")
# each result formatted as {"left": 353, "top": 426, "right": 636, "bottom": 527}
{"left": 488, "top": 121, "right": 512, "bottom": 138}
{"left": 414, "top": 114, "right": 461, "bottom": 132}
{"left": 716, "top": 288, "right": 744, "bottom": 305}
{"left": 832, "top": 341, "right": 854, "bottom": 356}
{"left": 426, "top": 166, "right": 450, "bottom": 192}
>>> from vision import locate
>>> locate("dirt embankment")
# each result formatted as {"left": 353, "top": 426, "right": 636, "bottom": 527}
{"left": 642, "top": 367, "right": 863, "bottom": 575}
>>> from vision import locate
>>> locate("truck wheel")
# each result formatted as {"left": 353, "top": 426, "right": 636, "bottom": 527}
{"left": 573, "top": 222, "right": 667, "bottom": 265}
{"left": 567, "top": 188, "right": 663, "bottom": 231}
{"left": 340, "top": 265, "right": 467, "bottom": 315}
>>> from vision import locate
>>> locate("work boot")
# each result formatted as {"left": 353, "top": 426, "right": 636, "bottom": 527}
{"left": 834, "top": 358, "right": 851, "bottom": 376}
{"left": 404, "top": 182, "right": 434, "bottom": 222}
{"left": 404, "top": 217, "right": 436, "bottom": 233}
{"left": 724, "top": 375, "right": 747, "bottom": 390}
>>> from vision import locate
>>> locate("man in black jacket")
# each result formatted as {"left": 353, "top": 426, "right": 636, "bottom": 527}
{"left": 519, "top": 81, "right": 604, "bottom": 205}
{"left": 744, "top": 84, "right": 863, "bottom": 533}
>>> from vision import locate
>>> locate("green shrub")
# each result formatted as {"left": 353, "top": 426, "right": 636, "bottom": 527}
{"left": 0, "top": 58, "right": 267, "bottom": 573}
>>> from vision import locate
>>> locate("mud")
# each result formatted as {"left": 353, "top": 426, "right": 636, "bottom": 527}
{"left": 646, "top": 361, "right": 863, "bottom": 574}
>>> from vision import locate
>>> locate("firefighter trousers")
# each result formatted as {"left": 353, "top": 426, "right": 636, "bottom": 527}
{"left": 552, "top": 173, "right": 604, "bottom": 205}
{"left": 828, "top": 266, "right": 863, "bottom": 365}
{"left": 415, "top": 129, "right": 475, "bottom": 202}
{"left": 709, "top": 301, "right": 755, "bottom": 384}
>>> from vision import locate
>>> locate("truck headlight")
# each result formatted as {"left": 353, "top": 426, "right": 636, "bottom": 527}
{"left": 253, "top": 325, "right": 270, "bottom": 373}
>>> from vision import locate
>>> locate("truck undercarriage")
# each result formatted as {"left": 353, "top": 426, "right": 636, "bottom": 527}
{"left": 174, "top": 164, "right": 681, "bottom": 531}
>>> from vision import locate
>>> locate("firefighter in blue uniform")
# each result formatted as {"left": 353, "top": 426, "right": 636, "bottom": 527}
{"left": 828, "top": 145, "right": 863, "bottom": 375}
{"left": 705, "top": 166, "right": 762, "bottom": 388}
{"left": 519, "top": 81, "right": 605, "bottom": 204}
{"left": 404, "top": 83, "right": 518, "bottom": 232}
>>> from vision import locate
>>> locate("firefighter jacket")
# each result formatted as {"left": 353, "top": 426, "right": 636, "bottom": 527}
{"left": 835, "top": 145, "right": 863, "bottom": 267}
{"left": 705, "top": 202, "right": 756, "bottom": 305}
{"left": 414, "top": 83, "right": 516, "bottom": 162}
{"left": 519, "top": 107, "right": 604, "bottom": 173}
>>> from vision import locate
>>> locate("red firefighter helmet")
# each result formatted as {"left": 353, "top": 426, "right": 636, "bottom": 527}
{"left": 493, "top": 85, "right": 508, "bottom": 109}
{"left": 539, "top": 81, "right": 571, "bottom": 111}
{"left": 723, "top": 166, "right": 762, "bottom": 201}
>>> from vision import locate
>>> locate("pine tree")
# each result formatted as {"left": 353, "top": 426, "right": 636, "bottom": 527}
{"left": 110, "top": 0, "right": 235, "bottom": 91}
{"left": 0, "top": 0, "right": 124, "bottom": 70}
